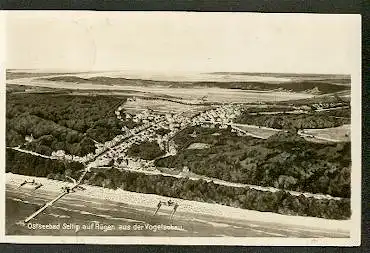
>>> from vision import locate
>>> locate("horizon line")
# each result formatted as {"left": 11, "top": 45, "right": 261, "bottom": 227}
{"left": 6, "top": 68, "right": 351, "bottom": 77}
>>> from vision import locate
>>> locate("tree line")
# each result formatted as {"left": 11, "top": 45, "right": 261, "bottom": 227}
{"left": 86, "top": 168, "right": 351, "bottom": 220}
{"left": 5, "top": 149, "right": 350, "bottom": 220}
{"left": 235, "top": 112, "right": 350, "bottom": 130}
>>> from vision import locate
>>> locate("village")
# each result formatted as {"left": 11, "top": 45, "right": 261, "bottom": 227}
{"left": 45, "top": 99, "right": 248, "bottom": 174}
{"left": 43, "top": 95, "right": 350, "bottom": 177}
{"left": 89, "top": 103, "right": 245, "bottom": 172}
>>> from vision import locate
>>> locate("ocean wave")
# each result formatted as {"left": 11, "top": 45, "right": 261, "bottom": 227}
{"left": 65, "top": 203, "right": 86, "bottom": 208}
{"left": 190, "top": 218, "right": 239, "bottom": 228}
{"left": 8, "top": 197, "right": 31, "bottom": 205}
{"left": 79, "top": 210, "right": 95, "bottom": 216}
{"left": 94, "top": 207, "right": 114, "bottom": 212}
{"left": 106, "top": 217, "right": 144, "bottom": 223}
{"left": 15, "top": 220, "right": 26, "bottom": 226}
{"left": 48, "top": 213, "right": 71, "bottom": 219}
{"left": 67, "top": 198, "right": 118, "bottom": 207}
{"left": 53, "top": 206, "right": 145, "bottom": 223}
{"left": 54, "top": 206, "right": 74, "bottom": 212}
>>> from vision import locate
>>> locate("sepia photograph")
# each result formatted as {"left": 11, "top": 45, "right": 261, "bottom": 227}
{"left": 0, "top": 11, "right": 361, "bottom": 245}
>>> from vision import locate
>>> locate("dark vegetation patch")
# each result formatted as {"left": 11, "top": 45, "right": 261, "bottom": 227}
{"left": 6, "top": 72, "right": 76, "bottom": 80}
{"left": 75, "top": 167, "right": 352, "bottom": 220}
{"left": 235, "top": 112, "right": 350, "bottom": 130}
{"left": 315, "top": 108, "right": 351, "bottom": 118}
{"left": 5, "top": 149, "right": 350, "bottom": 220}
{"left": 6, "top": 148, "right": 84, "bottom": 178}
{"left": 6, "top": 93, "right": 138, "bottom": 156}
{"left": 243, "top": 106, "right": 297, "bottom": 113}
{"left": 155, "top": 126, "right": 351, "bottom": 198}
{"left": 155, "top": 128, "right": 171, "bottom": 136}
{"left": 277, "top": 94, "right": 350, "bottom": 106}
{"left": 127, "top": 141, "right": 165, "bottom": 160}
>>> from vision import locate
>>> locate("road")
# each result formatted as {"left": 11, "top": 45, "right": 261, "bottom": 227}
{"left": 5, "top": 184, "right": 349, "bottom": 237}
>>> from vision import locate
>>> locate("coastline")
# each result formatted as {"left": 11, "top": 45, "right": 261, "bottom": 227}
{"left": 6, "top": 172, "right": 350, "bottom": 233}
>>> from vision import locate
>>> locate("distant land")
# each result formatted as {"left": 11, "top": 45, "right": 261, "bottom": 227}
{"left": 6, "top": 69, "right": 351, "bottom": 95}
{"left": 210, "top": 72, "right": 350, "bottom": 80}
{"left": 41, "top": 76, "right": 350, "bottom": 95}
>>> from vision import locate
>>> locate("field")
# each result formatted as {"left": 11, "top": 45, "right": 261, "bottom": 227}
{"left": 302, "top": 124, "right": 351, "bottom": 142}
{"left": 124, "top": 98, "right": 208, "bottom": 115}
{"left": 234, "top": 124, "right": 281, "bottom": 139}
{"left": 187, "top": 143, "right": 212, "bottom": 150}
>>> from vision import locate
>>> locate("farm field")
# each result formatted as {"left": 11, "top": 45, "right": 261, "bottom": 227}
{"left": 124, "top": 98, "right": 209, "bottom": 115}
{"left": 302, "top": 124, "right": 351, "bottom": 142}
{"left": 187, "top": 142, "right": 212, "bottom": 150}
{"left": 233, "top": 124, "right": 281, "bottom": 139}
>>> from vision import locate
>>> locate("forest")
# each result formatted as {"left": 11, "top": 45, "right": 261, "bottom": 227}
{"left": 6, "top": 149, "right": 84, "bottom": 178}
{"left": 235, "top": 112, "right": 350, "bottom": 130}
{"left": 6, "top": 93, "right": 137, "bottom": 157}
{"left": 155, "top": 126, "right": 351, "bottom": 198}
{"left": 127, "top": 141, "right": 165, "bottom": 160}
{"left": 5, "top": 149, "right": 350, "bottom": 220}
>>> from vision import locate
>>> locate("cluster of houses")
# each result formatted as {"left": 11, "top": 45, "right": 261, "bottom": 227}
{"left": 51, "top": 102, "right": 246, "bottom": 173}
{"left": 311, "top": 102, "right": 346, "bottom": 111}
{"left": 106, "top": 104, "right": 245, "bottom": 168}
{"left": 51, "top": 149, "right": 94, "bottom": 164}
{"left": 89, "top": 108, "right": 188, "bottom": 171}
{"left": 191, "top": 104, "right": 243, "bottom": 128}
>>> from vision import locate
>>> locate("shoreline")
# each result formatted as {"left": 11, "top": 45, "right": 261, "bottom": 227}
{"left": 6, "top": 173, "right": 350, "bottom": 233}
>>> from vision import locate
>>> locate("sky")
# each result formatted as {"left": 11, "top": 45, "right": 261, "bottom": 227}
{"left": 5, "top": 11, "right": 360, "bottom": 74}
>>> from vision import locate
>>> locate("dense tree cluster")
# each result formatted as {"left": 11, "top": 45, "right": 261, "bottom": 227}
{"left": 155, "top": 127, "right": 351, "bottom": 198}
{"left": 235, "top": 112, "right": 350, "bottom": 130}
{"left": 243, "top": 106, "right": 297, "bottom": 113}
{"left": 6, "top": 93, "right": 137, "bottom": 156}
{"left": 155, "top": 128, "right": 171, "bottom": 136}
{"left": 315, "top": 108, "right": 351, "bottom": 118}
{"left": 127, "top": 141, "right": 165, "bottom": 160}
{"left": 87, "top": 168, "right": 350, "bottom": 220}
{"left": 6, "top": 149, "right": 84, "bottom": 179}
{"left": 277, "top": 94, "right": 350, "bottom": 106}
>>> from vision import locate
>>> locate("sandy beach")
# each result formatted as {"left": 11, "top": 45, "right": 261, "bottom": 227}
{"left": 6, "top": 173, "right": 351, "bottom": 234}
